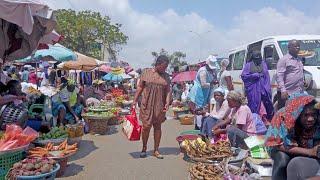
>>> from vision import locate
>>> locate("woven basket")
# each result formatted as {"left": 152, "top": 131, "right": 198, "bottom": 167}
{"left": 179, "top": 115, "right": 194, "bottom": 125}
{"left": 107, "top": 117, "right": 119, "bottom": 126}
{"left": 0, "top": 150, "right": 24, "bottom": 180}
{"left": 83, "top": 116, "right": 109, "bottom": 135}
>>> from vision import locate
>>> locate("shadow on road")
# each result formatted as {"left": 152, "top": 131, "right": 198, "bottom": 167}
{"left": 69, "top": 140, "right": 98, "bottom": 161}
{"left": 129, "top": 147, "right": 180, "bottom": 159}
{"left": 61, "top": 163, "right": 84, "bottom": 177}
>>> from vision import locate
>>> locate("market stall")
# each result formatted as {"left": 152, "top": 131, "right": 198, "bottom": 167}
{"left": 177, "top": 132, "right": 272, "bottom": 179}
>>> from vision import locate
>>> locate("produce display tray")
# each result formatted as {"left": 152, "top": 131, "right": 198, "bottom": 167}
{"left": 82, "top": 115, "right": 114, "bottom": 120}
{"left": 186, "top": 148, "right": 248, "bottom": 164}
{"left": 48, "top": 151, "right": 77, "bottom": 159}
{"left": 87, "top": 108, "right": 109, "bottom": 112}
{"left": 33, "top": 138, "right": 67, "bottom": 146}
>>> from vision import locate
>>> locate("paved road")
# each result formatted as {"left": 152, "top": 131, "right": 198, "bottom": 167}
{"left": 59, "top": 116, "right": 192, "bottom": 180}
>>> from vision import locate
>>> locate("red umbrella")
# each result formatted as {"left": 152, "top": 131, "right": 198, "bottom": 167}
{"left": 172, "top": 71, "right": 197, "bottom": 83}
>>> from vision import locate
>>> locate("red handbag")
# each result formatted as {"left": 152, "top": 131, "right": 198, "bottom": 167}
{"left": 122, "top": 108, "right": 141, "bottom": 141}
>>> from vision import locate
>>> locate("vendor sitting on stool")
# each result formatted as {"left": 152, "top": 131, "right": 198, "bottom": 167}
{"left": 52, "top": 79, "right": 85, "bottom": 126}
{"left": 200, "top": 87, "right": 230, "bottom": 138}
{"left": 212, "top": 91, "right": 266, "bottom": 148}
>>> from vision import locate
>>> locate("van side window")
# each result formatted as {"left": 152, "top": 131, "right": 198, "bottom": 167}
{"left": 264, "top": 45, "right": 279, "bottom": 70}
{"left": 227, "top": 54, "right": 234, "bottom": 70}
{"left": 233, "top": 50, "right": 246, "bottom": 70}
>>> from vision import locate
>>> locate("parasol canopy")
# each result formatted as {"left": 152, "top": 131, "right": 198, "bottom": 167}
{"left": 171, "top": 71, "right": 197, "bottom": 83}
{"left": 16, "top": 44, "right": 76, "bottom": 63}
{"left": 102, "top": 73, "right": 131, "bottom": 82}
{"left": 0, "top": 0, "right": 56, "bottom": 62}
{"left": 58, "top": 52, "right": 107, "bottom": 71}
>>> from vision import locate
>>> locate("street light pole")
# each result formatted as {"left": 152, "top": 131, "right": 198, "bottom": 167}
{"left": 189, "top": 30, "right": 211, "bottom": 62}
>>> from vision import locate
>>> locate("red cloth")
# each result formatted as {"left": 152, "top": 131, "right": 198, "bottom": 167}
{"left": 28, "top": 72, "right": 37, "bottom": 84}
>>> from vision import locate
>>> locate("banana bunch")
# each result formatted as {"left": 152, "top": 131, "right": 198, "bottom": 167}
{"left": 181, "top": 138, "right": 232, "bottom": 160}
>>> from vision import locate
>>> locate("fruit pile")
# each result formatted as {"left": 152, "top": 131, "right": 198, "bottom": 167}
{"left": 189, "top": 161, "right": 244, "bottom": 180}
{"left": 181, "top": 138, "right": 232, "bottom": 160}
{"left": 7, "top": 157, "right": 57, "bottom": 179}
{"left": 111, "top": 88, "right": 123, "bottom": 97}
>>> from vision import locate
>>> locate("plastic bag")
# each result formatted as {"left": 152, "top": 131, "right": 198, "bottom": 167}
{"left": 252, "top": 113, "right": 267, "bottom": 135}
{"left": 122, "top": 108, "right": 141, "bottom": 141}
{"left": 4, "top": 124, "right": 23, "bottom": 141}
{"left": 0, "top": 125, "right": 38, "bottom": 151}
{"left": 18, "top": 127, "right": 38, "bottom": 145}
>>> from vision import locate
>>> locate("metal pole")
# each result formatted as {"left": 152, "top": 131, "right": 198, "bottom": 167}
{"left": 189, "top": 30, "right": 211, "bottom": 62}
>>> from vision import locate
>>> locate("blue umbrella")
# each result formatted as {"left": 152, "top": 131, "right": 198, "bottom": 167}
{"left": 16, "top": 44, "right": 76, "bottom": 63}
{"left": 102, "top": 73, "right": 131, "bottom": 82}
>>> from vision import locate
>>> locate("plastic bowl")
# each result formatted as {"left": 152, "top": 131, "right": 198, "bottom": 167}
{"left": 176, "top": 134, "right": 200, "bottom": 144}
{"left": 176, "top": 134, "right": 200, "bottom": 153}
{"left": 179, "top": 130, "right": 201, "bottom": 136}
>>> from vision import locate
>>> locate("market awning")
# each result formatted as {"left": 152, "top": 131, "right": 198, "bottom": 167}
{"left": 16, "top": 44, "right": 76, "bottom": 63}
{"left": 58, "top": 52, "right": 108, "bottom": 71}
{"left": 171, "top": 71, "right": 197, "bottom": 83}
{"left": 0, "top": 0, "right": 56, "bottom": 63}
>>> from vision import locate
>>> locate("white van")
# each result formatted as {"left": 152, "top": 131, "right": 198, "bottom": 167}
{"left": 227, "top": 35, "right": 320, "bottom": 101}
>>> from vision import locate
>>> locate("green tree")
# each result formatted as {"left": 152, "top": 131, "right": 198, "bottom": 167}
{"left": 55, "top": 9, "right": 128, "bottom": 60}
{"left": 151, "top": 49, "right": 187, "bottom": 69}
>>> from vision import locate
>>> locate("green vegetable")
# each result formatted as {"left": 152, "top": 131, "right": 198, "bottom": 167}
{"left": 39, "top": 127, "right": 68, "bottom": 140}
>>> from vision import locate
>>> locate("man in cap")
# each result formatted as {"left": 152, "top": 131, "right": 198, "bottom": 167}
{"left": 241, "top": 51, "right": 274, "bottom": 120}
{"left": 188, "top": 55, "right": 218, "bottom": 129}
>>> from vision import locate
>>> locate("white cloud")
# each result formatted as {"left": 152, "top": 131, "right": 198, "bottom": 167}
{"left": 49, "top": 0, "right": 320, "bottom": 68}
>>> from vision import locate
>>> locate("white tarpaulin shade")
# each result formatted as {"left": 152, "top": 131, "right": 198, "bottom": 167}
{"left": 0, "top": 0, "right": 56, "bottom": 63}
{"left": 39, "top": 30, "right": 61, "bottom": 45}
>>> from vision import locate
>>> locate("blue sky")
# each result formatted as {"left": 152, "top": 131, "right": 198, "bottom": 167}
{"left": 131, "top": 0, "right": 320, "bottom": 29}
{"left": 53, "top": 0, "right": 320, "bottom": 67}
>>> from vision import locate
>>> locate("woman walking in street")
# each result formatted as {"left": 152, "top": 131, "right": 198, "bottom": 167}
{"left": 132, "top": 55, "right": 172, "bottom": 159}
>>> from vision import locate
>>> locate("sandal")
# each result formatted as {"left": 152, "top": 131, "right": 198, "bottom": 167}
{"left": 153, "top": 151, "right": 164, "bottom": 159}
{"left": 140, "top": 151, "right": 147, "bottom": 158}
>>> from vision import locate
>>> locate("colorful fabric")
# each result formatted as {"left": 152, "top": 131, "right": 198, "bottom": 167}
{"left": 52, "top": 101, "right": 83, "bottom": 124}
{"left": 241, "top": 61, "right": 274, "bottom": 120}
{"left": 69, "top": 91, "right": 77, "bottom": 107}
{"left": 265, "top": 94, "right": 318, "bottom": 148}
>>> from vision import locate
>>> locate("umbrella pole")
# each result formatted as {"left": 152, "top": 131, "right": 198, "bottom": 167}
{"left": 36, "top": 61, "right": 38, "bottom": 90}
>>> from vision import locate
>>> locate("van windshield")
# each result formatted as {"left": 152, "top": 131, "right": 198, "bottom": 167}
{"left": 278, "top": 40, "right": 320, "bottom": 66}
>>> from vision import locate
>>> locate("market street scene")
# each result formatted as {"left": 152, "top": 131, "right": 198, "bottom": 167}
{"left": 1, "top": 0, "right": 320, "bottom": 180}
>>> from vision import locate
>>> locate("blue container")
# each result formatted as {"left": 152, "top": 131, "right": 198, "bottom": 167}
{"left": 17, "top": 164, "right": 60, "bottom": 180}
{"left": 26, "top": 119, "right": 42, "bottom": 131}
